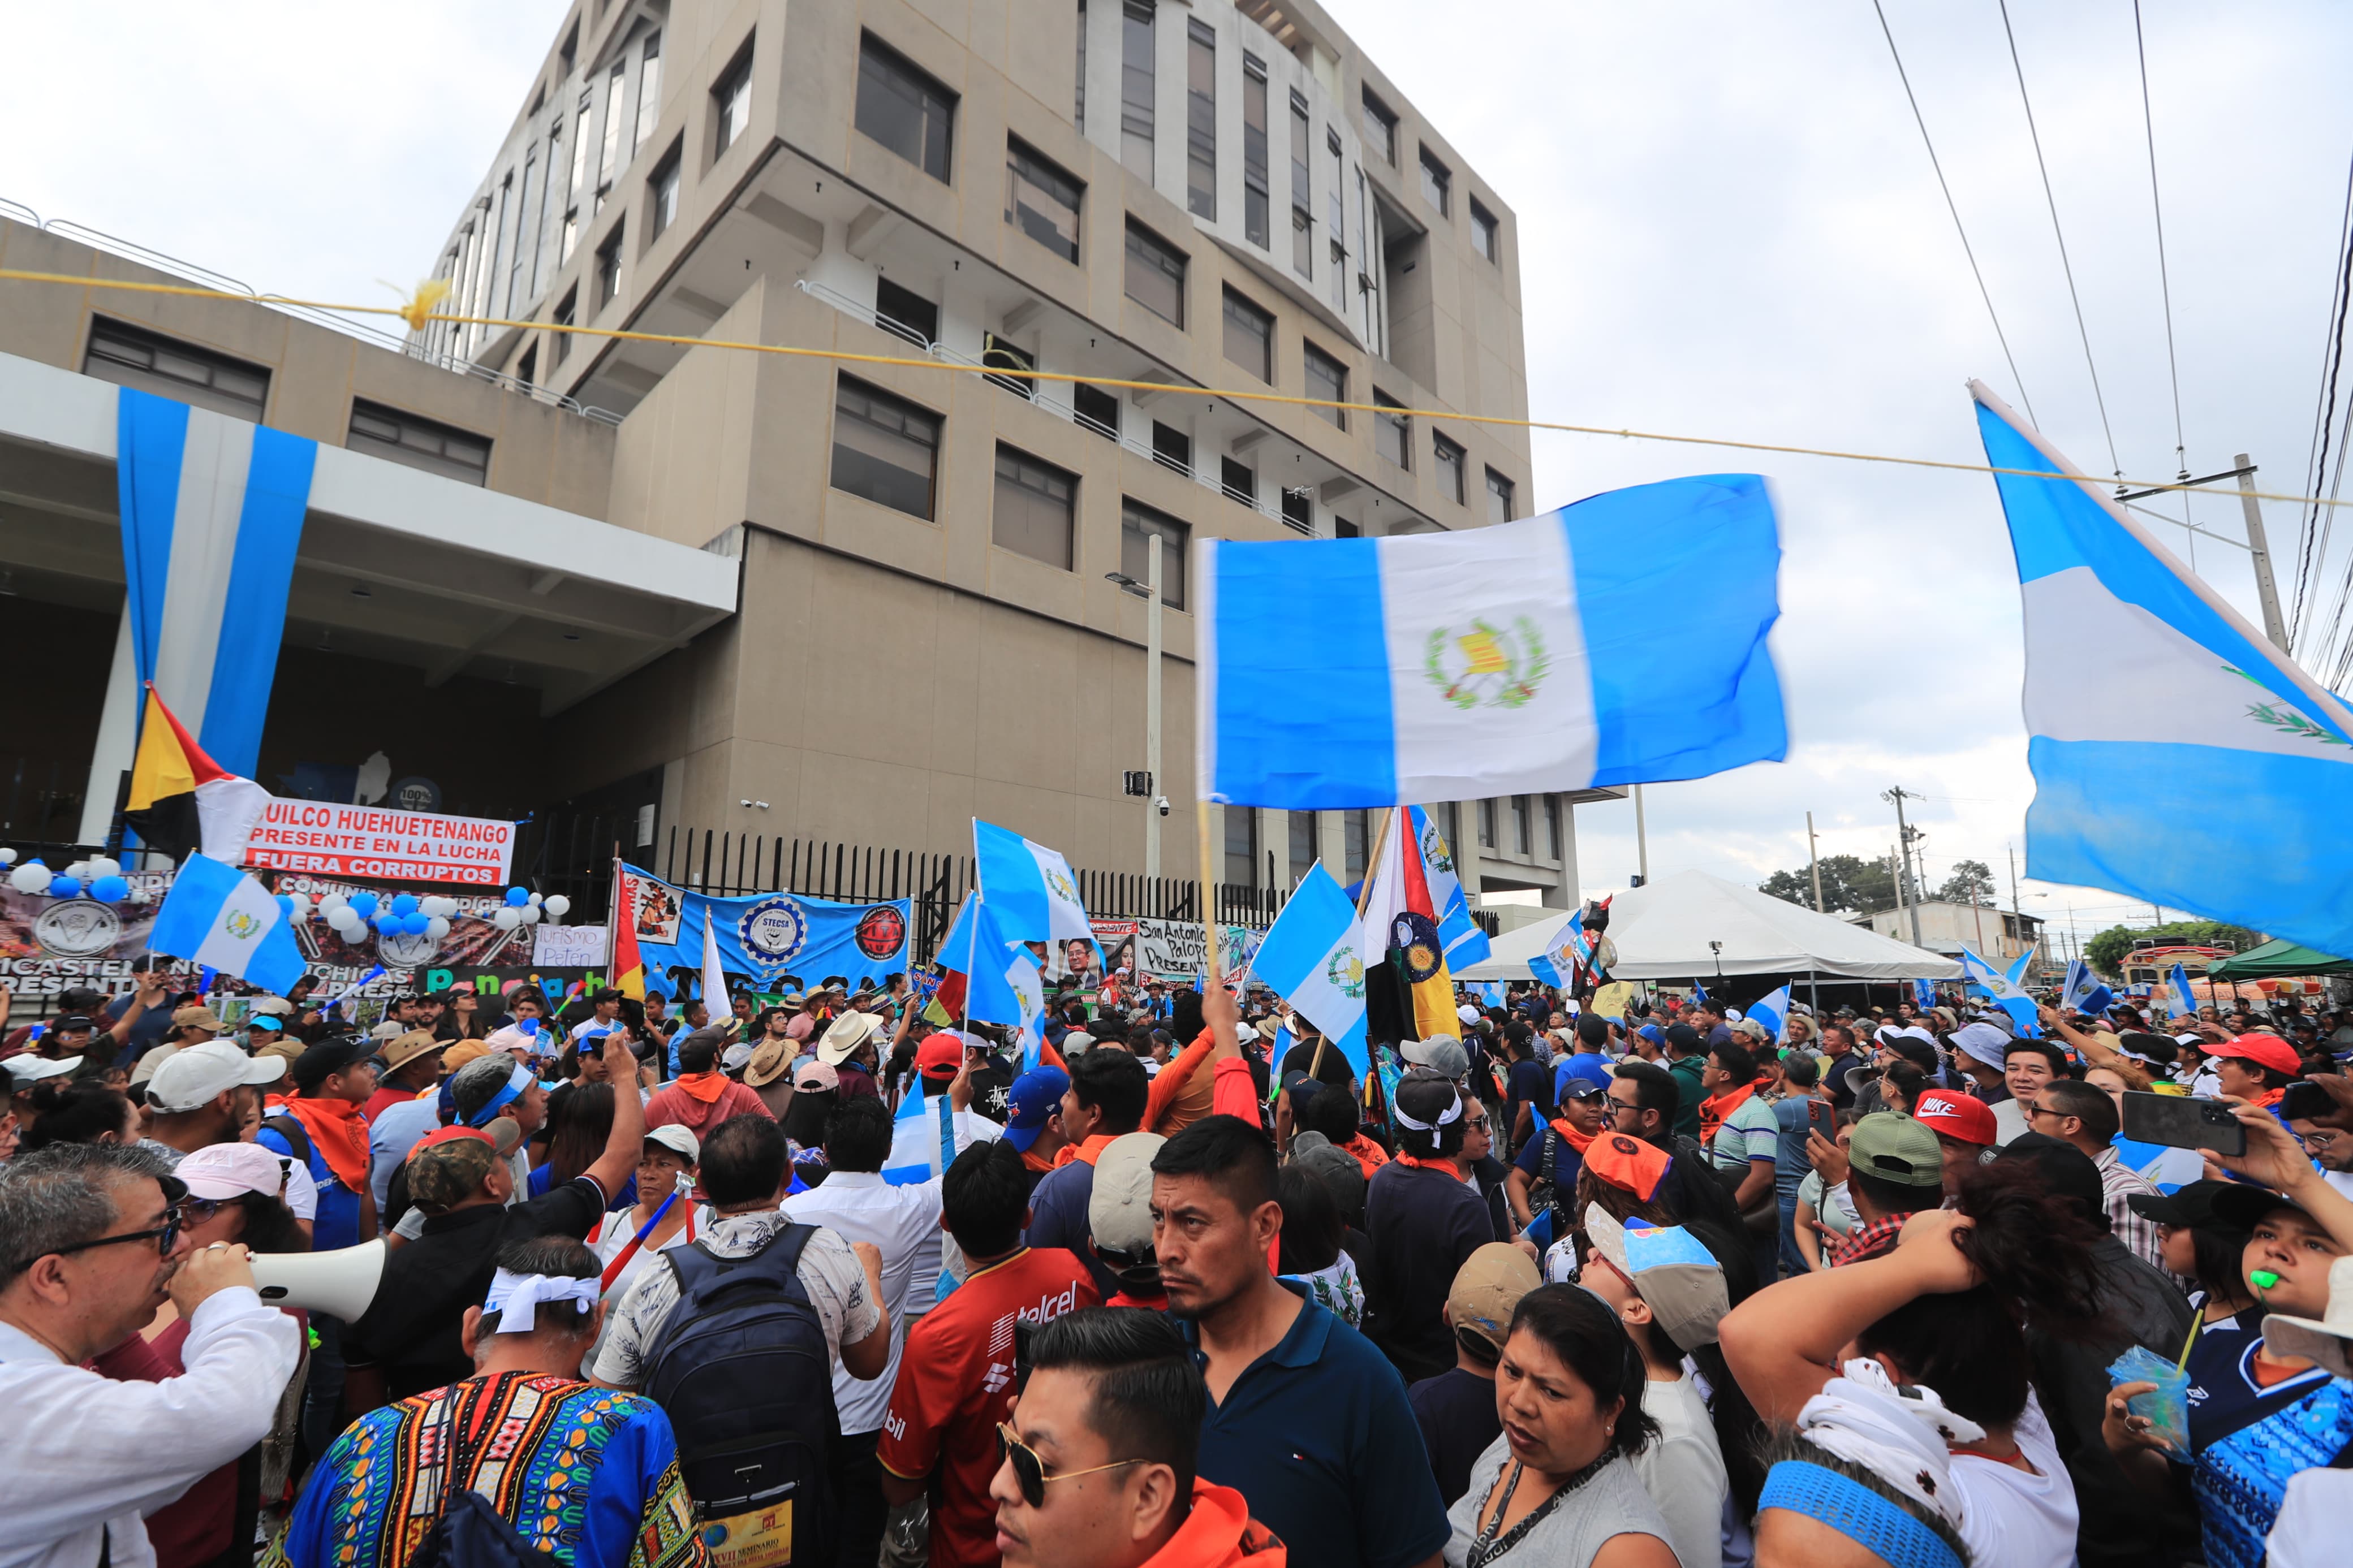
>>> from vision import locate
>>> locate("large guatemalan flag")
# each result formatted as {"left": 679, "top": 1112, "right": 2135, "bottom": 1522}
{"left": 1972, "top": 383, "right": 2353, "bottom": 959}
{"left": 1196, "top": 477, "right": 1786, "bottom": 808}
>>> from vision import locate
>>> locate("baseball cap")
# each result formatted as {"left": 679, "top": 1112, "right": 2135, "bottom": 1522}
{"left": 174, "top": 1140, "right": 292, "bottom": 1200}
{"left": 721, "top": 1042, "right": 756, "bottom": 1072}
{"left": 441, "top": 1040, "right": 493, "bottom": 1074}
{"left": 1848, "top": 1113, "right": 1946, "bottom": 1188}
{"left": 1950, "top": 1023, "right": 2009, "bottom": 1070}
{"left": 1456, "top": 1004, "right": 1481, "bottom": 1025}
{"left": 1445, "top": 1242, "right": 1540, "bottom": 1354}
{"left": 5, "top": 1053, "right": 81, "bottom": 1083}
{"left": 1088, "top": 1131, "right": 1166, "bottom": 1256}
{"left": 916, "top": 1032, "right": 966, "bottom": 1079}
{"left": 1584, "top": 1131, "right": 1671, "bottom": 1204}
{"left": 644, "top": 1124, "right": 701, "bottom": 1164}
{"left": 1402, "top": 1034, "right": 1469, "bottom": 1081}
{"left": 2126, "top": 1179, "right": 2246, "bottom": 1233}
{"left": 2207, "top": 1032, "right": 2302, "bottom": 1077}
{"left": 791, "top": 1059, "right": 839, "bottom": 1092}
{"left": 1583, "top": 1206, "right": 1729, "bottom": 1351}
{"left": 290, "top": 1038, "right": 370, "bottom": 1094}
{"left": 406, "top": 1126, "right": 507, "bottom": 1208}
{"left": 2208, "top": 1178, "right": 2316, "bottom": 1234}
{"left": 1911, "top": 1088, "right": 1997, "bottom": 1147}
{"left": 1557, "top": 1076, "right": 1607, "bottom": 1102}
{"left": 1004, "top": 1066, "right": 1071, "bottom": 1152}
{"left": 145, "top": 1038, "right": 287, "bottom": 1113}
{"left": 366, "top": 1021, "right": 407, "bottom": 1046}
{"left": 172, "top": 1004, "right": 226, "bottom": 1033}
{"left": 50, "top": 1014, "right": 96, "bottom": 1033}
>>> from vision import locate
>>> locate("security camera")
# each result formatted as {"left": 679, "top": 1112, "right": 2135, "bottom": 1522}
{"left": 1156, "top": 796, "right": 1171, "bottom": 817}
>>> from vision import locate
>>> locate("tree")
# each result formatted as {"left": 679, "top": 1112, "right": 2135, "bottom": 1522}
{"left": 2084, "top": 920, "right": 2264, "bottom": 980}
{"left": 1938, "top": 859, "right": 1997, "bottom": 907}
{"left": 1759, "top": 854, "right": 1897, "bottom": 917}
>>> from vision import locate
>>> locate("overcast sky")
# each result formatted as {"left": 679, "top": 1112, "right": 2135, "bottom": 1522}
{"left": 8, "top": 2, "right": 2348, "bottom": 956}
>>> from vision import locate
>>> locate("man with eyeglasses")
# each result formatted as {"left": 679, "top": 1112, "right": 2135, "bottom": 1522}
{"left": 0, "top": 1142, "right": 301, "bottom": 1568}
{"left": 989, "top": 1307, "right": 1282, "bottom": 1568}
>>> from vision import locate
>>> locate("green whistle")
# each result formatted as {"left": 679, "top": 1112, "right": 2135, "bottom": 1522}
{"left": 2251, "top": 1270, "right": 2281, "bottom": 1291}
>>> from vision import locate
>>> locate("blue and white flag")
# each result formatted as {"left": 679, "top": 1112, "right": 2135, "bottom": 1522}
{"left": 1530, "top": 909, "right": 1594, "bottom": 991}
{"left": 322, "top": 965, "right": 388, "bottom": 1013}
{"left": 1472, "top": 980, "right": 1506, "bottom": 1007}
{"left": 1959, "top": 946, "right": 2041, "bottom": 1038}
{"left": 973, "top": 819, "right": 1097, "bottom": 970}
{"left": 961, "top": 899, "right": 1046, "bottom": 1068}
{"left": 2059, "top": 958, "right": 2112, "bottom": 1018}
{"left": 1249, "top": 862, "right": 1371, "bottom": 1075}
{"left": 1914, "top": 978, "right": 1938, "bottom": 1013}
{"left": 150, "top": 853, "right": 307, "bottom": 994}
{"left": 1408, "top": 806, "right": 1491, "bottom": 970}
{"left": 1973, "top": 384, "right": 2353, "bottom": 958}
{"left": 1197, "top": 478, "right": 1786, "bottom": 808}
{"left": 620, "top": 865, "right": 910, "bottom": 991}
{"left": 1747, "top": 984, "right": 1791, "bottom": 1045}
{"left": 2169, "top": 963, "right": 2199, "bottom": 1021}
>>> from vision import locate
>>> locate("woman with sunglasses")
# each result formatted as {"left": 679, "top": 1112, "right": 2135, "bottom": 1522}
{"left": 92, "top": 1141, "right": 311, "bottom": 1568}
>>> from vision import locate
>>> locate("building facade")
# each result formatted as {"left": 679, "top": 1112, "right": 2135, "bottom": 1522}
{"left": 1, "top": 0, "right": 1605, "bottom": 911}
{"left": 1864, "top": 900, "right": 2048, "bottom": 976}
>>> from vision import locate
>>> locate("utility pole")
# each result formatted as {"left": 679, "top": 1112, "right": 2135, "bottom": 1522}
{"left": 2007, "top": 845, "right": 2026, "bottom": 974}
{"left": 1633, "top": 785, "right": 1650, "bottom": 886}
{"left": 1143, "top": 536, "right": 1165, "bottom": 881}
{"left": 1888, "top": 846, "right": 1910, "bottom": 946}
{"left": 1883, "top": 787, "right": 1925, "bottom": 949}
{"left": 2234, "top": 455, "right": 2292, "bottom": 653}
{"left": 1806, "top": 811, "right": 1823, "bottom": 912}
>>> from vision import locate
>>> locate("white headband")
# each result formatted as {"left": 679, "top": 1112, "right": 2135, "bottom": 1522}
{"left": 483, "top": 1269, "right": 600, "bottom": 1333}
{"left": 1392, "top": 1088, "right": 1464, "bottom": 1133}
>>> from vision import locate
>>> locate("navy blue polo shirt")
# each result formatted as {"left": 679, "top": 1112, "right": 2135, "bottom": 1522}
{"left": 1183, "top": 1284, "right": 1451, "bottom": 1568}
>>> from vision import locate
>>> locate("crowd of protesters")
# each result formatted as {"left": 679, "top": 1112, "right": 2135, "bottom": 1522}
{"left": 7, "top": 954, "right": 2353, "bottom": 1568}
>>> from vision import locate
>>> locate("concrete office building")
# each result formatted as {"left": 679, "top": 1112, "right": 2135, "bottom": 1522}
{"left": 1, "top": 0, "right": 1611, "bottom": 910}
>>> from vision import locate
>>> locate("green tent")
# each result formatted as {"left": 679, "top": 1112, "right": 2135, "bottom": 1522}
{"left": 2207, "top": 938, "right": 2353, "bottom": 979}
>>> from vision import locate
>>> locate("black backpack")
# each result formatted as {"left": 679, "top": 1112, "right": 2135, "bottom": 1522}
{"left": 642, "top": 1224, "right": 839, "bottom": 1563}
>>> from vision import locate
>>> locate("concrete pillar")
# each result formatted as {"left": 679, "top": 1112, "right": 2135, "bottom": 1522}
{"left": 1269, "top": 808, "right": 1294, "bottom": 889}
{"left": 1454, "top": 798, "right": 1486, "bottom": 908}
{"left": 77, "top": 606, "right": 138, "bottom": 847}
{"left": 1543, "top": 796, "right": 1581, "bottom": 910}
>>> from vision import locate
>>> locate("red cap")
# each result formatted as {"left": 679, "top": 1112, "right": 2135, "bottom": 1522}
{"left": 1912, "top": 1089, "right": 1997, "bottom": 1147}
{"left": 917, "top": 1033, "right": 967, "bottom": 1078}
{"left": 2208, "top": 1032, "right": 2303, "bottom": 1077}
{"left": 1585, "top": 1132, "right": 1670, "bottom": 1203}
{"left": 412, "top": 1125, "right": 494, "bottom": 1154}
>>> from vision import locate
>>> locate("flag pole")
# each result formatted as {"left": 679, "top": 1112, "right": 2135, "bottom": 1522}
{"left": 1305, "top": 806, "right": 1395, "bottom": 1087}
{"left": 1196, "top": 800, "right": 1223, "bottom": 991}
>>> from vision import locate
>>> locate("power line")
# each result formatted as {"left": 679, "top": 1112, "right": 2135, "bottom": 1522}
{"left": 2289, "top": 150, "right": 2353, "bottom": 650}
{"left": 1869, "top": 0, "right": 2037, "bottom": 427}
{"left": 2131, "top": 2, "right": 2195, "bottom": 569}
{"left": 1997, "top": 0, "right": 2122, "bottom": 478}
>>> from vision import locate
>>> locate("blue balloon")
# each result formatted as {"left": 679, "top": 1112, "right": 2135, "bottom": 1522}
{"left": 505, "top": 885, "right": 530, "bottom": 907}
{"left": 92, "top": 875, "right": 131, "bottom": 904}
{"left": 275, "top": 893, "right": 295, "bottom": 917}
{"left": 350, "top": 892, "right": 380, "bottom": 921}
{"left": 374, "top": 912, "right": 399, "bottom": 934}
{"left": 403, "top": 912, "right": 430, "bottom": 935}
{"left": 47, "top": 875, "right": 80, "bottom": 899}
{"left": 391, "top": 893, "right": 420, "bottom": 917}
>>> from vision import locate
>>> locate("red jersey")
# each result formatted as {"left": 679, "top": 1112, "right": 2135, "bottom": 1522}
{"left": 877, "top": 1247, "right": 1099, "bottom": 1567}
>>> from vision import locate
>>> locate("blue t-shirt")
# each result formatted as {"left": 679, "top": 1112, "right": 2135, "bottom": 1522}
{"left": 1770, "top": 1096, "right": 1816, "bottom": 1196}
{"left": 257, "top": 1117, "right": 363, "bottom": 1254}
{"left": 2194, "top": 1367, "right": 2353, "bottom": 1568}
{"left": 1184, "top": 1286, "right": 1451, "bottom": 1568}
{"left": 1024, "top": 1157, "right": 1118, "bottom": 1302}
{"left": 1552, "top": 1053, "right": 1614, "bottom": 1103}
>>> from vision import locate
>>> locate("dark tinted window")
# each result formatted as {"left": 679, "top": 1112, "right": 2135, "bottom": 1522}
{"left": 856, "top": 34, "right": 956, "bottom": 182}
{"left": 831, "top": 377, "right": 940, "bottom": 519}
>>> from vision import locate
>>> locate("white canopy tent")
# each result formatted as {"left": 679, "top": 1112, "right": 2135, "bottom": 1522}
{"left": 1458, "top": 869, "right": 1964, "bottom": 982}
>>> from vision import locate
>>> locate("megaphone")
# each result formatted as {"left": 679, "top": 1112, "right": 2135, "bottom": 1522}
{"left": 250, "top": 1239, "right": 387, "bottom": 1321}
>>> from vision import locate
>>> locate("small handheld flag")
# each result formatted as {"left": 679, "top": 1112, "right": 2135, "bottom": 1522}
{"left": 149, "top": 853, "right": 307, "bottom": 995}
{"left": 1249, "top": 862, "right": 1371, "bottom": 1076}
{"left": 2169, "top": 964, "right": 2199, "bottom": 1021}
{"left": 1746, "top": 985, "right": 1791, "bottom": 1046}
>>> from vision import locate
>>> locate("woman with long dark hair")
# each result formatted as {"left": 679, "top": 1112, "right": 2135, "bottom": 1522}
{"left": 17, "top": 1081, "right": 139, "bottom": 1153}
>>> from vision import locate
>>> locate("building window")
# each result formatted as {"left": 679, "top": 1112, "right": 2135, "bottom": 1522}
{"left": 831, "top": 376, "right": 940, "bottom": 519}
{"left": 982, "top": 333, "right": 1036, "bottom": 400}
{"left": 1289, "top": 89, "right": 1313, "bottom": 275}
{"left": 83, "top": 318, "right": 269, "bottom": 422}
{"left": 633, "top": 31, "right": 663, "bottom": 157}
{"left": 1007, "top": 138, "right": 1082, "bottom": 263}
{"left": 1075, "top": 0, "right": 1087, "bottom": 132}
{"left": 1074, "top": 383, "right": 1121, "bottom": 440}
{"left": 553, "top": 287, "right": 577, "bottom": 364}
{"left": 1343, "top": 809, "right": 1369, "bottom": 882}
{"left": 571, "top": 87, "right": 595, "bottom": 200}
{"left": 1303, "top": 341, "right": 1346, "bottom": 429}
{"left": 1121, "top": 0, "right": 1155, "bottom": 180}
{"left": 713, "top": 41, "right": 754, "bottom": 156}
{"left": 1150, "top": 420, "right": 1192, "bottom": 478}
{"left": 1477, "top": 798, "right": 1496, "bottom": 848}
{"left": 1220, "top": 456, "right": 1256, "bottom": 507}
{"left": 1433, "top": 431, "right": 1465, "bottom": 504}
{"left": 1335, "top": 517, "right": 1359, "bottom": 538}
{"left": 1280, "top": 486, "right": 1312, "bottom": 533}
{"left": 516, "top": 343, "right": 537, "bottom": 387}
{"left": 1186, "top": 19, "right": 1216, "bottom": 220}
{"left": 648, "top": 142, "right": 682, "bottom": 240}
{"left": 594, "top": 223, "right": 625, "bottom": 308}
{"left": 348, "top": 399, "right": 492, "bottom": 486}
{"left": 1470, "top": 198, "right": 1498, "bottom": 262}
{"left": 1486, "top": 467, "right": 1515, "bottom": 525}
{"left": 874, "top": 277, "right": 937, "bottom": 348}
{"left": 1121, "top": 500, "right": 1189, "bottom": 607}
{"left": 1438, "top": 801, "right": 1460, "bottom": 857}
{"left": 1225, "top": 806, "right": 1259, "bottom": 888}
{"left": 1125, "top": 219, "right": 1186, "bottom": 327}
{"left": 510, "top": 149, "right": 537, "bottom": 310}
{"left": 1360, "top": 89, "right": 1397, "bottom": 165}
{"left": 1222, "top": 288, "right": 1272, "bottom": 382}
{"left": 1242, "top": 54, "right": 1270, "bottom": 249}
{"left": 1512, "top": 794, "right": 1531, "bottom": 854}
{"left": 1419, "top": 146, "right": 1451, "bottom": 216}
{"left": 1288, "top": 810, "right": 1317, "bottom": 883}
{"left": 1327, "top": 126, "right": 1347, "bottom": 311}
{"left": 597, "top": 59, "right": 627, "bottom": 205}
{"left": 1374, "top": 389, "right": 1409, "bottom": 469}
{"left": 1544, "top": 795, "right": 1562, "bottom": 861}
{"left": 993, "top": 445, "right": 1076, "bottom": 568}
{"left": 857, "top": 34, "right": 956, "bottom": 183}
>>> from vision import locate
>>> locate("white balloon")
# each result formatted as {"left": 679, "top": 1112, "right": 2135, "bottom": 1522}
{"left": 542, "top": 895, "right": 571, "bottom": 918}
{"left": 0, "top": 848, "right": 16, "bottom": 865}
{"left": 64, "top": 862, "right": 89, "bottom": 881}
{"left": 8, "top": 864, "right": 49, "bottom": 895}
{"left": 426, "top": 915, "right": 452, "bottom": 940}
{"left": 527, "top": 892, "right": 544, "bottom": 906}
{"left": 432, "top": 897, "right": 460, "bottom": 918}
{"left": 321, "top": 893, "right": 349, "bottom": 913}
{"left": 519, "top": 905, "right": 542, "bottom": 925}
{"left": 329, "top": 908, "right": 363, "bottom": 934}
{"left": 86, "top": 857, "right": 120, "bottom": 878}
{"left": 493, "top": 907, "right": 522, "bottom": 930}
{"left": 289, "top": 892, "right": 313, "bottom": 917}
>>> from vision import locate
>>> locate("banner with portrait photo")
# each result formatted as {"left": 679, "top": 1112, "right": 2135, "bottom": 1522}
{"left": 618, "top": 864, "right": 912, "bottom": 990}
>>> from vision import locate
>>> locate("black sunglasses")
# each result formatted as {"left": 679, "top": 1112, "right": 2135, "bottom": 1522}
{"left": 995, "top": 1423, "right": 1143, "bottom": 1509}
{"left": 12, "top": 1208, "right": 184, "bottom": 1275}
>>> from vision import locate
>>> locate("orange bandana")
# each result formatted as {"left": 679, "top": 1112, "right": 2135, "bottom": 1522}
{"left": 280, "top": 1095, "right": 372, "bottom": 1193}
{"left": 1546, "top": 1117, "right": 1597, "bottom": 1154}
{"left": 675, "top": 1071, "right": 730, "bottom": 1104}
{"left": 1053, "top": 1133, "right": 1121, "bottom": 1168}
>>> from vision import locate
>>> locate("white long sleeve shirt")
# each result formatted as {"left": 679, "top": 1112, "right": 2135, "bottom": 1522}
{"left": 0, "top": 1286, "right": 302, "bottom": 1568}
{"left": 782, "top": 1169, "right": 947, "bottom": 1433}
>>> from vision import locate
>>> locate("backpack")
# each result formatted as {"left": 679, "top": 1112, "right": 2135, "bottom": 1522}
{"left": 642, "top": 1224, "right": 839, "bottom": 1565}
